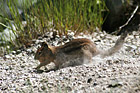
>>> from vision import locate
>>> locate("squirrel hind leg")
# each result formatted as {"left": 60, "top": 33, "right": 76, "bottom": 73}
{"left": 83, "top": 50, "right": 93, "bottom": 64}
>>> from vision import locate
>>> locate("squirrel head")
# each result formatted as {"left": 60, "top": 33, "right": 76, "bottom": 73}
{"left": 34, "top": 42, "right": 54, "bottom": 63}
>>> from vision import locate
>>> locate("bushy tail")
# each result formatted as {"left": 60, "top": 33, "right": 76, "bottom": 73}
{"left": 100, "top": 31, "right": 128, "bottom": 58}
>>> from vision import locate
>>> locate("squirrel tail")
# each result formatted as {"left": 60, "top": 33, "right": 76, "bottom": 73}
{"left": 100, "top": 31, "right": 128, "bottom": 58}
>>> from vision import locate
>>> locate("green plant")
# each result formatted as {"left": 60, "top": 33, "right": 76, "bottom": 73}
{"left": 0, "top": 0, "right": 107, "bottom": 54}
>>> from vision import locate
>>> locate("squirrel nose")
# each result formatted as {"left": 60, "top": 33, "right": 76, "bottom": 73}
{"left": 34, "top": 55, "right": 38, "bottom": 60}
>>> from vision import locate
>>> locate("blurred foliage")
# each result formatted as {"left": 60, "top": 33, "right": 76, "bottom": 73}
{"left": 0, "top": 0, "right": 107, "bottom": 54}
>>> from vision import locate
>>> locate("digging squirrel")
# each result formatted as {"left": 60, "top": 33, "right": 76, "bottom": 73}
{"left": 34, "top": 31, "right": 128, "bottom": 70}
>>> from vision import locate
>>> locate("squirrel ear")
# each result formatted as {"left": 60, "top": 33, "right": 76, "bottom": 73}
{"left": 41, "top": 42, "right": 48, "bottom": 48}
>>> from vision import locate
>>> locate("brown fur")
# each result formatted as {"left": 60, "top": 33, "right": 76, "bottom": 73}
{"left": 34, "top": 32, "right": 127, "bottom": 70}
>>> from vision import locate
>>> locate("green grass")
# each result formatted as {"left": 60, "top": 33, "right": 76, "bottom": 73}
{"left": 0, "top": 0, "right": 107, "bottom": 54}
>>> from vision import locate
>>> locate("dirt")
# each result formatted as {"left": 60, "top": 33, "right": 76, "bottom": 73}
{"left": 0, "top": 29, "right": 140, "bottom": 93}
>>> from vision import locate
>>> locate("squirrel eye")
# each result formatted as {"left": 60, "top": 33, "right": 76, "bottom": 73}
{"left": 37, "top": 48, "right": 42, "bottom": 55}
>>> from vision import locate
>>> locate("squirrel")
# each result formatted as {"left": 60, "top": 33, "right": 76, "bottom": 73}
{"left": 34, "top": 31, "right": 128, "bottom": 70}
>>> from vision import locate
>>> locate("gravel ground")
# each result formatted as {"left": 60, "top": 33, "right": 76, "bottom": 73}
{"left": 0, "top": 30, "right": 140, "bottom": 93}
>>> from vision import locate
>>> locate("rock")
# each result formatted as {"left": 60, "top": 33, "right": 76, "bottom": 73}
{"left": 103, "top": 0, "right": 134, "bottom": 32}
{"left": 87, "top": 78, "right": 92, "bottom": 83}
